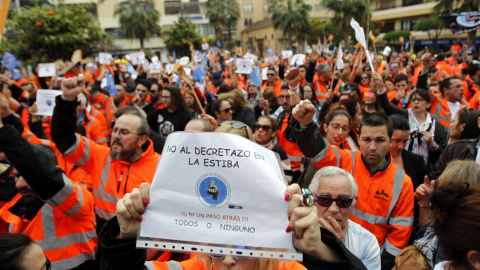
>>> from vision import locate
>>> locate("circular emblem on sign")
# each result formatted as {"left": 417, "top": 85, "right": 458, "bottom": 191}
{"left": 46, "top": 99, "right": 52, "bottom": 106}
{"left": 196, "top": 173, "right": 231, "bottom": 208}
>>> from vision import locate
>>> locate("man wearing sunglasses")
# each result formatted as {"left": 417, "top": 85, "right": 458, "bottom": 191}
{"left": 262, "top": 68, "right": 282, "bottom": 98}
{"left": 306, "top": 166, "right": 381, "bottom": 270}
{"left": 291, "top": 98, "right": 414, "bottom": 270}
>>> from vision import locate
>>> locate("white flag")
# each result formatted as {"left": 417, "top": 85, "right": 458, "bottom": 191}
{"left": 336, "top": 47, "right": 344, "bottom": 70}
{"left": 350, "top": 18, "right": 374, "bottom": 72}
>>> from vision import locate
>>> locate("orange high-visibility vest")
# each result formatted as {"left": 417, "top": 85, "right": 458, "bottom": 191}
{"left": 429, "top": 94, "right": 467, "bottom": 127}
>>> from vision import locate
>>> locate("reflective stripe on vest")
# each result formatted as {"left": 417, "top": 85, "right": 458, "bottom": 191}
{"left": 45, "top": 175, "right": 84, "bottom": 216}
{"left": 350, "top": 151, "right": 356, "bottom": 174}
{"left": 287, "top": 155, "right": 303, "bottom": 162}
{"left": 92, "top": 157, "right": 119, "bottom": 220}
{"left": 310, "top": 138, "right": 330, "bottom": 163}
{"left": 331, "top": 146, "right": 341, "bottom": 167}
{"left": 36, "top": 206, "right": 96, "bottom": 269}
{"left": 383, "top": 238, "right": 402, "bottom": 256}
{"left": 433, "top": 102, "right": 452, "bottom": 123}
{"left": 95, "top": 137, "right": 108, "bottom": 144}
{"left": 145, "top": 261, "right": 184, "bottom": 270}
{"left": 64, "top": 135, "right": 91, "bottom": 167}
{"left": 353, "top": 168, "right": 407, "bottom": 225}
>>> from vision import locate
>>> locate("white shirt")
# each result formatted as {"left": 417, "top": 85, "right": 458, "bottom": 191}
{"left": 345, "top": 220, "right": 381, "bottom": 270}
{"left": 447, "top": 101, "right": 461, "bottom": 121}
{"left": 408, "top": 110, "right": 435, "bottom": 164}
{"left": 434, "top": 261, "right": 449, "bottom": 270}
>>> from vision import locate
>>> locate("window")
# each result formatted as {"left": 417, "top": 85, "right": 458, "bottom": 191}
{"left": 403, "top": 0, "right": 423, "bottom": 6}
{"left": 401, "top": 19, "right": 418, "bottom": 31}
{"left": 105, "top": 28, "right": 124, "bottom": 39}
{"left": 195, "top": 24, "right": 215, "bottom": 36}
{"left": 244, "top": 17, "right": 252, "bottom": 26}
{"left": 310, "top": 4, "right": 325, "bottom": 12}
{"left": 264, "top": 3, "right": 268, "bottom": 13}
{"left": 164, "top": 1, "right": 200, "bottom": 15}
{"left": 381, "top": 21, "right": 395, "bottom": 32}
{"left": 244, "top": 3, "right": 252, "bottom": 13}
{"left": 379, "top": 0, "right": 396, "bottom": 10}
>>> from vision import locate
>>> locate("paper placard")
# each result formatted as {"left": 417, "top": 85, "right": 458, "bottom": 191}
{"left": 261, "top": 67, "right": 268, "bottom": 80}
{"left": 37, "top": 63, "right": 56, "bottom": 78}
{"left": 98, "top": 53, "right": 112, "bottom": 65}
{"left": 35, "top": 90, "right": 62, "bottom": 116}
{"left": 235, "top": 59, "right": 254, "bottom": 74}
{"left": 149, "top": 63, "right": 162, "bottom": 74}
{"left": 128, "top": 52, "right": 145, "bottom": 65}
{"left": 179, "top": 57, "right": 190, "bottom": 66}
{"left": 151, "top": 56, "right": 159, "bottom": 64}
{"left": 281, "top": 50, "right": 293, "bottom": 59}
{"left": 184, "top": 67, "right": 192, "bottom": 76}
{"left": 290, "top": 54, "right": 305, "bottom": 66}
{"left": 138, "top": 132, "right": 300, "bottom": 260}
{"left": 194, "top": 51, "right": 203, "bottom": 63}
{"left": 202, "top": 43, "right": 209, "bottom": 51}
{"left": 243, "top": 53, "right": 257, "bottom": 62}
{"left": 165, "top": 64, "right": 175, "bottom": 74}
{"left": 383, "top": 46, "right": 392, "bottom": 56}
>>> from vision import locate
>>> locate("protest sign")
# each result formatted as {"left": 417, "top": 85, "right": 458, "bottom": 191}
{"left": 202, "top": 43, "right": 209, "bottom": 51}
{"left": 290, "top": 54, "right": 305, "bottom": 66}
{"left": 184, "top": 67, "right": 192, "bottom": 76}
{"left": 149, "top": 63, "right": 162, "bottom": 74}
{"left": 165, "top": 64, "right": 175, "bottom": 74}
{"left": 235, "top": 59, "right": 253, "bottom": 74}
{"left": 179, "top": 57, "right": 190, "bottom": 66}
{"left": 35, "top": 90, "right": 62, "bottom": 116}
{"left": 151, "top": 56, "right": 160, "bottom": 63}
{"left": 261, "top": 67, "right": 268, "bottom": 80}
{"left": 37, "top": 63, "right": 56, "bottom": 77}
{"left": 138, "top": 132, "right": 300, "bottom": 260}
{"left": 98, "top": 53, "right": 112, "bottom": 65}
{"left": 243, "top": 53, "right": 257, "bottom": 62}
{"left": 281, "top": 50, "right": 293, "bottom": 59}
{"left": 128, "top": 52, "right": 145, "bottom": 65}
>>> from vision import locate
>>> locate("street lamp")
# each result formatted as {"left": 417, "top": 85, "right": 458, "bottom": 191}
{"left": 226, "top": 13, "right": 232, "bottom": 52}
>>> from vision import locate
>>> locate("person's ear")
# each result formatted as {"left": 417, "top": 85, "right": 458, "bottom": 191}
{"left": 477, "top": 117, "right": 480, "bottom": 129}
{"left": 467, "top": 251, "right": 480, "bottom": 270}
{"left": 323, "top": 123, "right": 328, "bottom": 133}
{"left": 460, "top": 123, "right": 466, "bottom": 132}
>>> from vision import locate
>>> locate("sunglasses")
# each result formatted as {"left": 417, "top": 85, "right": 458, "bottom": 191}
{"left": 267, "top": 73, "right": 275, "bottom": 76}
{"left": 316, "top": 196, "right": 354, "bottom": 208}
{"left": 221, "top": 107, "right": 232, "bottom": 113}
{"left": 361, "top": 77, "right": 369, "bottom": 79}
{"left": 220, "top": 120, "right": 251, "bottom": 140}
{"left": 365, "top": 92, "right": 376, "bottom": 98}
{"left": 254, "top": 123, "right": 271, "bottom": 130}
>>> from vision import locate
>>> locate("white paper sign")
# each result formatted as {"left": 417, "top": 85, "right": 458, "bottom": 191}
{"left": 243, "top": 53, "right": 257, "bottom": 62}
{"left": 165, "top": 64, "right": 175, "bottom": 74}
{"left": 98, "top": 53, "right": 112, "bottom": 65}
{"left": 290, "top": 54, "right": 305, "bottom": 66}
{"left": 194, "top": 51, "right": 203, "bottom": 63}
{"left": 264, "top": 56, "right": 274, "bottom": 64}
{"left": 35, "top": 90, "right": 62, "bottom": 116}
{"left": 179, "top": 57, "right": 190, "bottom": 66}
{"left": 281, "top": 50, "right": 293, "bottom": 59}
{"left": 261, "top": 67, "right": 268, "bottom": 80}
{"left": 151, "top": 56, "right": 159, "bottom": 64}
{"left": 202, "top": 43, "right": 209, "bottom": 51}
{"left": 235, "top": 59, "right": 253, "bottom": 74}
{"left": 383, "top": 46, "right": 392, "bottom": 56}
{"left": 128, "top": 52, "right": 145, "bottom": 65}
{"left": 37, "top": 63, "right": 56, "bottom": 78}
{"left": 184, "top": 67, "right": 192, "bottom": 76}
{"left": 149, "top": 63, "right": 162, "bottom": 74}
{"left": 138, "top": 133, "right": 300, "bottom": 260}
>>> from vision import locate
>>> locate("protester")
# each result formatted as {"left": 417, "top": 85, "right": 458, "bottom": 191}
{"left": 447, "top": 107, "right": 480, "bottom": 144}
{"left": 0, "top": 234, "right": 51, "bottom": 270}
{"left": 212, "top": 98, "right": 233, "bottom": 126}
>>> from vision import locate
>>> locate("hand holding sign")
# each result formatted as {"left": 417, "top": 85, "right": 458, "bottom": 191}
{"left": 117, "top": 183, "right": 150, "bottom": 239}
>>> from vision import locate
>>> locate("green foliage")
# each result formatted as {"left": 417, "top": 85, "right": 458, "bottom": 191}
{"left": 321, "top": 0, "right": 368, "bottom": 45}
{"left": 205, "top": 0, "right": 240, "bottom": 38}
{"left": 382, "top": 30, "right": 411, "bottom": 42}
{"left": 306, "top": 18, "right": 325, "bottom": 45}
{"left": 413, "top": 16, "right": 444, "bottom": 31}
{"left": 164, "top": 15, "right": 203, "bottom": 58}
{"left": 2, "top": 5, "right": 111, "bottom": 66}
{"left": 268, "top": 0, "right": 311, "bottom": 47}
{"left": 114, "top": 0, "right": 161, "bottom": 50}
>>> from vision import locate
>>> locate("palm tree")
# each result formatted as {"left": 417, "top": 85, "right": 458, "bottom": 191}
{"left": 321, "top": 0, "right": 368, "bottom": 46}
{"left": 205, "top": 0, "right": 240, "bottom": 41}
{"left": 433, "top": 0, "right": 480, "bottom": 47}
{"left": 268, "top": 0, "right": 311, "bottom": 48}
{"left": 114, "top": 0, "right": 161, "bottom": 51}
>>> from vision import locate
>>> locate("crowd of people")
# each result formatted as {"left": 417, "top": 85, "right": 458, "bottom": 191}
{"left": 0, "top": 38, "right": 479, "bottom": 270}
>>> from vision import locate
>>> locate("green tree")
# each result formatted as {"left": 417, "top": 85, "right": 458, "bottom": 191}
{"left": 2, "top": 4, "right": 111, "bottom": 66}
{"left": 114, "top": 0, "right": 161, "bottom": 51}
{"left": 382, "top": 30, "right": 411, "bottom": 43}
{"left": 433, "top": 0, "right": 480, "bottom": 46}
{"left": 164, "top": 15, "right": 203, "bottom": 58}
{"left": 414, "top": 17, "right": 444, "bottom": 51}
{"left": 268, "top": 0, "right": 311, "bottom": 48}
{"left": 321, "top": 0, "right": 368, "bottom": 46}
{"left": 205, "top": 0, "right": 240, "bottom": 41}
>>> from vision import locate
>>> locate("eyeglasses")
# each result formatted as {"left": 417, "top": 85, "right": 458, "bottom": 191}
{"left": 267, "top": 73, "right": 276, "bottom": 76}
{"left": 329, "top": 123, "right": 350, "bottom": 133}
{"left": 361, "top": 76, "right": 369, "bottom": 80}
{"left": 161, "top": 96, "right": 171, "bottom": 99}
{"left": 45, "top": 256, "right": 52, "bottom": 270}
{"left": 220, "top": 107, "right": 232, "bottom": 113}
{"left": 254, "top": 123, "right": 271, "bottom": 130}
{"left": 365, "top": 92, "right": 376, "bottom": 98}
{"left": 220, "top": 120, "right": 251, "bottom": 140}
{"left": 390, "top": 65, "right": 398, "bottom": 69}
{"left": 112, "top": 128, "right": 139, "bottom": 137}
{"left": 278, "top": 95, "right": 290, "bottom": 100}
{"left": 316, "top": 196, "right": 354, "bottom": 208}
{"left": 411, "top": 98, "right": 425, "bottom": 103}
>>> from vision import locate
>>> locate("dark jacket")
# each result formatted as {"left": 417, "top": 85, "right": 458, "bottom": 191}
{"left": 378, "top": 91, "right": 448, "bottom": 173}
{"left": 429, "top": 138, "right": 479, "bottom": 180}
{"left": 233, "top": 106, "right": 256, "bottom": 131}
{"left": 96, "top": 217, "right": 368, "bottom": 270}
